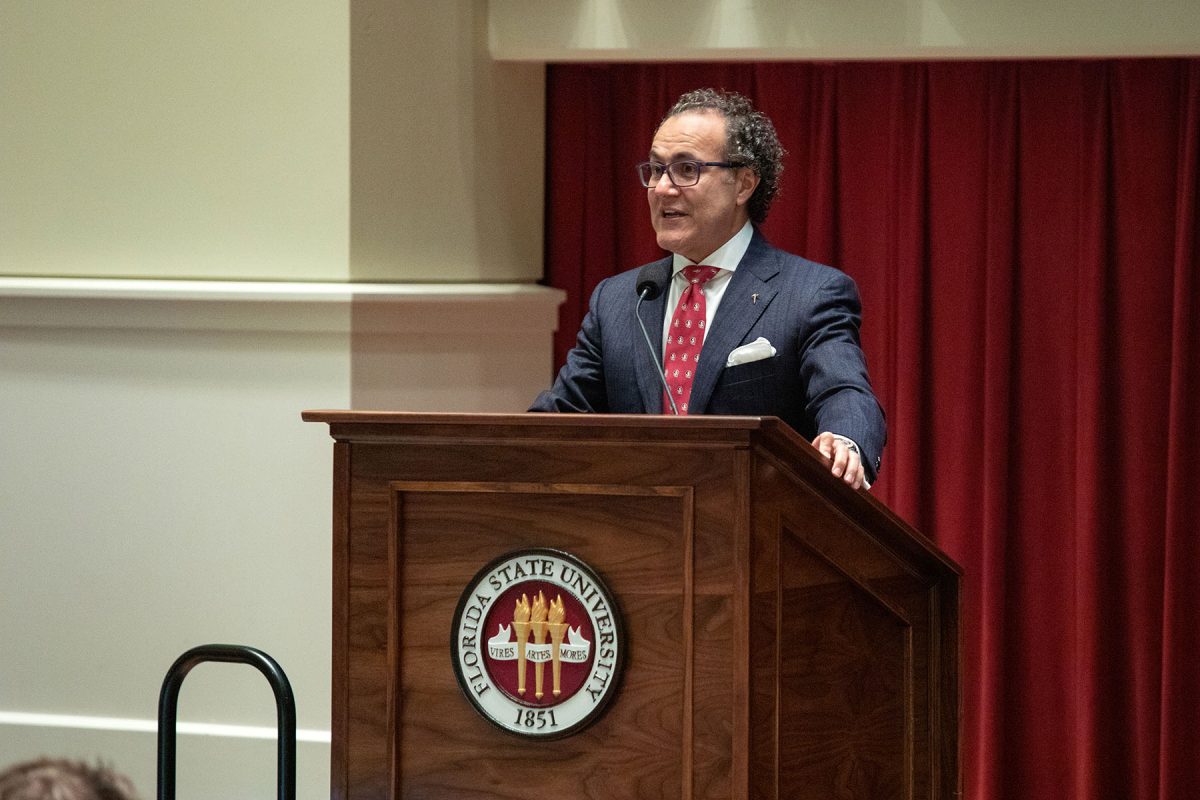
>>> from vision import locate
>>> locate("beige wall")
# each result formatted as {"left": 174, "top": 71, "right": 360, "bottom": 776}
{"left": 0, "top": 285, "right": 348, "bottom": 800}
{"left": 0, "top": 3, "right": 549, "bottom": 797}
{"left": 489, "top": 0, "right": 1200, "bottom": 60}
{"left": 0, "top": 2, "right": 350, "bottom": 281}
{"left": 0, "top": 1, "right": 545, "bottom": 284}
{"left": 0, "top": 278, "right": 561, "bottom": 800}
{"left": 350, "top": 1, "right": 544, "bottom": 282}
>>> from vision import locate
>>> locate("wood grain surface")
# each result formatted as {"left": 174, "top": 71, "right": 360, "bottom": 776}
{"left": 307, "top": 412, "right": 960, "bottom": 800}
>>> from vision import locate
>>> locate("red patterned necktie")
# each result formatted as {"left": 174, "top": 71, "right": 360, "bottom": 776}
{"left": 663, "top": 265, "right": 720, "bottom": 414}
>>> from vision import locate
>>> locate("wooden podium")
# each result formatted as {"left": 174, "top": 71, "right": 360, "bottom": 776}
{"left": 304, "top": 412, "right": 960, "bottom": 800}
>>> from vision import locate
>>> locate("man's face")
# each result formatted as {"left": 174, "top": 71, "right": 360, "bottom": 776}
{"left": 648, "top": 110, "right": 758, "bottom": 263}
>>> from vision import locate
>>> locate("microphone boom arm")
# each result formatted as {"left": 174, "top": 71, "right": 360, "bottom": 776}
{"left": 635, "top": 288, "right": 679, "bottom": 415}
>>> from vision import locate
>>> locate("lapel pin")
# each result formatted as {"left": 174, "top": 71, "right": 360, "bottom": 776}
{"left": 751, "top": 293, "right": 759, "bottom": 304}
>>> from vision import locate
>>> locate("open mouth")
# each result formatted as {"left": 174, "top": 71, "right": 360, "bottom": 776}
{"left": 661, "top": 210, "right": 687, "bottom": 218}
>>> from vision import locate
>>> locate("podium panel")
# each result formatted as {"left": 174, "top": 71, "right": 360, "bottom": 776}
{"left": 305, "top": 412, "right": 960, "bottom": 800}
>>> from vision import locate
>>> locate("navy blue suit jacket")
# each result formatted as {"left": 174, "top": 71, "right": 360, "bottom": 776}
{"left": 531, "top": 230, "right": 886, "bottom": 481}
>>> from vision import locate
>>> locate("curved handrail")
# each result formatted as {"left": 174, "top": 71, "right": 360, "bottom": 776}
{"left": 157, "top": 644, "right": 296, "bottom": 800}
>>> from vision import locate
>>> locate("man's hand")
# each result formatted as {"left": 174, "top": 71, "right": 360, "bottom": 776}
{"left": 812, "top": 432, "right": 866, "bottom": 490}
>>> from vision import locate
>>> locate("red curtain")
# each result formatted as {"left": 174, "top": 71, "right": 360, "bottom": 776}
{"left": 545, "top": 60, "right": 1199, "bottom": 800}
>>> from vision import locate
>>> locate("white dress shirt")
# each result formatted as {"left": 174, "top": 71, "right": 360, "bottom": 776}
{"left": 660, "top": 220, "right": 755, "bottom": 353}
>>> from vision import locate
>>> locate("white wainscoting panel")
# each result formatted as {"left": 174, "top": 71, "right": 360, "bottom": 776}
{"left": 0, "top": 278, "right": 563, "bottom": 799}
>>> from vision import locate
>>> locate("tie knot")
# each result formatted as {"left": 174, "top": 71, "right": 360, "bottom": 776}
{"left": 681, "top": 265, "right": 720, "bottom": 286}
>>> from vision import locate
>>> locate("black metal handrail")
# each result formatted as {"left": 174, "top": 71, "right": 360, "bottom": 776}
{"left": 157, "top": 644, "right": 296, "bottom": 800}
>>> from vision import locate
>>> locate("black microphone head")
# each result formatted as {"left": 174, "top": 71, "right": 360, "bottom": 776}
{"left": 635, "top": 262, "right": 670, "bottom": 301}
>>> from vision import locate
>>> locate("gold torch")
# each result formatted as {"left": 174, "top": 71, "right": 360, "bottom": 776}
{"left": 531, "top": 591, "right": 549, "bottom": 699}
{"left": 513, "top": 594, "right": 531, "bottom": 696}
{"left": 548, "top": 594, "right": 568, "bottom": 697}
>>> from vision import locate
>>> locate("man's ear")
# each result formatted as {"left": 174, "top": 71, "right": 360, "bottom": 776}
{"left": 735, "top": 167, "right": 760, "bottom": 207}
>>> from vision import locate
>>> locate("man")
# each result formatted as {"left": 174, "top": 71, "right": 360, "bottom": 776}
{"left": 531, "top": 89, "right": 885, "bottom": 489}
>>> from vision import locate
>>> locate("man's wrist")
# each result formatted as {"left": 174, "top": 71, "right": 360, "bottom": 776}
{"left": 829, "top": 434, "right": 869, "bottom": 489}
{"left": 830, "top": 434, "right": 860, "bottom": 455}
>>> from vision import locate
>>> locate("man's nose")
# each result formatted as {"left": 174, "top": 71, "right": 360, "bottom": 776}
{"left": 653, "top": 177, "right": 680, "bottom": 196}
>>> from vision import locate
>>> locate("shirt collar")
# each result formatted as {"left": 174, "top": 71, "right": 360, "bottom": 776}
{"left": 671, "top": 220, "right": 754, "bottom": 275}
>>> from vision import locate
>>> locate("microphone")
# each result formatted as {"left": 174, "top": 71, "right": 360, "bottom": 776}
{"left": 635, "top": 264, "right": 667, "bottom": 301}
{"left": 634, "top": 263, "right": 679, "bottom": 415}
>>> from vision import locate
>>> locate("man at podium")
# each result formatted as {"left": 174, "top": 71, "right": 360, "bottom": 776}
{"left": 531, "top": 88, "right": 886, "bottom": 489}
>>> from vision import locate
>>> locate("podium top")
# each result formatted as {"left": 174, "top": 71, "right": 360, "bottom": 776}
{"left": 302, "top": 410, "right": 822, "bottom": 450}
{"left": 302, "top": 410, "right": 961, "bottom": 576}
{"left": 304, "top": 409, "right": 779, "bottom": 431}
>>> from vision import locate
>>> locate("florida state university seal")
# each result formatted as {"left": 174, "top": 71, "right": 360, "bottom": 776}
{"left": 450, "top": 548, "right": 624, "bottom": 738}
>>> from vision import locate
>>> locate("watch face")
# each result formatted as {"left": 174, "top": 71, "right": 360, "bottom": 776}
{"left": 450, "top": 548, "right": 624, "bottom": 739}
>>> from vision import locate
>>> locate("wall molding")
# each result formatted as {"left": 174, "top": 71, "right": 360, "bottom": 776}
{"left": 489, "top": 0, "right": 1200, "bottom": 61}
{"left": 0, "top": 710, "right": 331, "bottom": 743}
{"left": 0, "top": 278, "right": 565, "bottom": 334}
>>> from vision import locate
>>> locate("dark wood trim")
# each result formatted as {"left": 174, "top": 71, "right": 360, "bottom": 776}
{"left": 307, "top": 412, "right": 960, "bottom": 800}
{"left": 329, "top": 442, "right": 350, "bottom": 800}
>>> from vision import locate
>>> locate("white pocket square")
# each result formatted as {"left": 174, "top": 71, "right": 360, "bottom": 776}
{"left": 726, "top": 337, "right": 777, "bottom": 367}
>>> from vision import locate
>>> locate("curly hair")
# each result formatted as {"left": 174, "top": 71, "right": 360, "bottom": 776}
{"left": 0, "top": 759, "right": 139, "bottom": 800}
{"left": 661, "top": 88, "right": 785, "bottom": 224}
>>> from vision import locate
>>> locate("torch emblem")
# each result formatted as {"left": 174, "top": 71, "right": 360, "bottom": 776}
{"left": 451, "top": 549, "right": 624, "bottom": 739}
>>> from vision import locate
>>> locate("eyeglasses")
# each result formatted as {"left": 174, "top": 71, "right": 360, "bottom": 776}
{"left": 636, "top": 160, "right": 743, "bottom": 188}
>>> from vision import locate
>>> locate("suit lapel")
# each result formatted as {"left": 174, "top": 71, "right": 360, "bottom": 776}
{"left": 633, "top": 258, "right": 673, "bottom": 413}
{"left": 688, "top": 233, "right": 780, "bottom": 414}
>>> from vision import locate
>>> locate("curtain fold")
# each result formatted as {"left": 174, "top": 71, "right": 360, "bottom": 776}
{"left": 544, "top": 58, "right": 1199, "bottom": 800}
{"left": 1160, "top": 60, "right": 1200, "bottom": 800}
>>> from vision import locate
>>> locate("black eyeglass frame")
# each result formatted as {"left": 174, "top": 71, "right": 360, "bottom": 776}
{"left": 636, "top": 160, "right": 745, "bottom": 188}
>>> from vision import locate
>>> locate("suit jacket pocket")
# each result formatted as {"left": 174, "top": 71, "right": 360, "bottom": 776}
{"left": 721, "top": 356, "right": 776, "bottom": 387}
{"left": 710, "top": 356, "right": 780, "bottom": 416}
